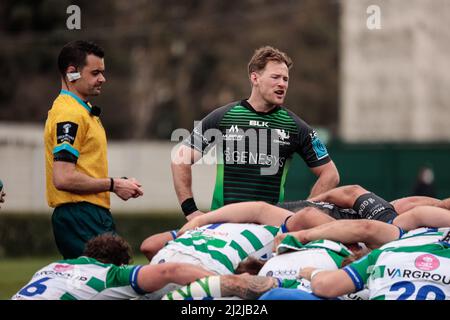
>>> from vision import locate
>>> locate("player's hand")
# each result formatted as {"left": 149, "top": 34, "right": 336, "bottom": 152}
{"left": 291, "top": 230, "right": 309, "bottom": 244}
{"left": 178, "top": 213, "right": 205, "bottom": 235}
{"left": 113, "top": 177, "right": 144, "bottom": 201}
{"left": 273, "top": 230, "right": 309, "bottom": 252}
{"left": 272, "top": 233, "right": 288, "bottom": 252}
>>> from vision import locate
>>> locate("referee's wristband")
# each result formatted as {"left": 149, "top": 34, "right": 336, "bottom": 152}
{"left": 181, "top": 198, "right": 198, "bottom": 216}
{"left": 109, "top": 178, "right": 114, "bottom": 192}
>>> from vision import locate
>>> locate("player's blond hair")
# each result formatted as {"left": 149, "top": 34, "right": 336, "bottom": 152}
{"left": 248, "top": 46, "right": 293, "bottom": 75}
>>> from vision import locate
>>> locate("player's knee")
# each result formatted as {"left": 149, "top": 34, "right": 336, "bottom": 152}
{"left": 301, "top": 206, "right": 320, "bottom": 217}
{"left": 303, "top": 206, "right": 331, "bottom": 220}
{"left": 392, "top": 206, "right": 421, "bottom": 229}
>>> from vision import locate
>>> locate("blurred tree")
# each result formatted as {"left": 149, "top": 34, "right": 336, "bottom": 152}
{"left": 0, "top": 0, "right": 339, "bottom": 140}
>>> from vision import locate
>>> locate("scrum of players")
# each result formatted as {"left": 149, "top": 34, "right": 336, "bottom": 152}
{"left": 12, "top": 184, "right": 450, "bottom": 300}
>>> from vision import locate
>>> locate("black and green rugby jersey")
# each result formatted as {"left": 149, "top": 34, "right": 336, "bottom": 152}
{"left": 184, "top": 100, "right": 331, "bottom": 210}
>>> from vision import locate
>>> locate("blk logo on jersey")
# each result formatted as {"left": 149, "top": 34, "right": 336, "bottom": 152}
{"left": 415, "top": 254, "right": 440, "bottom": 271}
{"left": 57, "top": 121, "right": 78, "bottom": 145}
{"left": 249, "top": 120, "right": 269, "bottom": 127}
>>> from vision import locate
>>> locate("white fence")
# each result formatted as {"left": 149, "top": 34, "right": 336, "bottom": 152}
{"left": 0, "top": 123, "right": 216, "bottom": 214}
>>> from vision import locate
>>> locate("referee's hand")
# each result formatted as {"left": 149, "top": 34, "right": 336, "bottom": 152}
{"left": 113, "top": 177, "right": 144, "bottom": 201}
{"left": 0, "top": 191, "right": 5, "bottom": 209}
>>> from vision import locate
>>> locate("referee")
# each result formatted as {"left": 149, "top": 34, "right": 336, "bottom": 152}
{"left": 44, "top": 40, "right": 144, "bottom": 259}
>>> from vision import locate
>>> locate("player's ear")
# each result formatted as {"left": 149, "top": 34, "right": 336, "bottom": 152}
{"left": 250, "top": 72, "right": 259, "bottom": 85}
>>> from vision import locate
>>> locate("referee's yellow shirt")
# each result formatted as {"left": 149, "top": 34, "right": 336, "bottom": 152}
{"left": 44, "top": 90, "right": 110, "bottom": 209}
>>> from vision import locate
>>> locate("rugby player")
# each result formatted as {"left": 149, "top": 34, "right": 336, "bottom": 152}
{"left": 12, "top": 234, "right": 212, "bottom": 300}
{"left": 162, "top": 235, "right": 369, "bottom": 300}
{"left": 301, "top": 228, "right": 450, "bottom": 300}
{"left": 171, "top": 46, "right": 339, "bottom": 221}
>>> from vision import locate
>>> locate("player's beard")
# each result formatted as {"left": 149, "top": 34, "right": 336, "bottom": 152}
{"left": 263, "top": 91, "right": 284, "bottom": 107}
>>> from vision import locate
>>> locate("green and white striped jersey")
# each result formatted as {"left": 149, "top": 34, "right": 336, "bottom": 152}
{"left": 153, "top": 223, "right": 280, "bottom": 275}
{"left": 261, "top": 235, "right": 369, "bottom": 300}
{"left": 380, "top": 227, "right": 449, "bottom": 250}
{"left": 259, "top": 235, "right": 352, "bottom": 279}
{"left": 344, "top": 228, "right": 450, "bottom": 300}
{"left": 12, "top": 257, "right": 145, "bottom": 300}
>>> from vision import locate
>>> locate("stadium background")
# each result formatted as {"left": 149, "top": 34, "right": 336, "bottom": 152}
{"left": 1, "top": 0, "right": 450, "bottom": 299}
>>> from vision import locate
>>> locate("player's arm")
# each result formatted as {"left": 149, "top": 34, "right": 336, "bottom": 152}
{"left": 53, "top": 160, "right": 143, "bottom": 200}
{"left": 301, "top": 249, "right": 374, "bottom": 298}
{"left": 286, "top": 219, "right": 400, "bottom": 249}
{"left": 137, "top": 263, "right": 214, "bottom": 293}
{"left": 171, "top": 107, "right": 226, "bottom": 220}
{"left": 171, "top": 144, "right": 204, "bottom": 220}
{"left": 140, "top": 231, "right": 176, "bottom": 261}
{"left": 391, "top": 196, "right": 442, "bottom": 214}
{"left": 300, "top": 268, "right": 356, "bottom": 298}
{"left": 308, "top": 160, "right": 340, "bottom": 198}
{"left": 292, "top": 118, "right": 339, "bottom": 199}
{"left": 393, "top": 205, "right": 450, "bottom": 230}
{"left": 178, "top": 201, "right": 291, "bottom": 234}
{"left": 437, "top": 197, "right": 450, "bottom": 210}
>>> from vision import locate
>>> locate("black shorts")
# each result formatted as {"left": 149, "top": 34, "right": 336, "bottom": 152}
{"left": 277, "top": 200, "right": 361, "bottom": 220}
{"left": 353, "top": 193, "right": 398, "bottom": 223}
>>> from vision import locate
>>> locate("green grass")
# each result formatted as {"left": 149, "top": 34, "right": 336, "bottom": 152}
{"left": 0, "top": 255, "right": 150, "bottom": 300}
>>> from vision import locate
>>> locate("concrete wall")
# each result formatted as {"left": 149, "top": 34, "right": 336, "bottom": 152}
{"left": 340, "top": 0, "right": 450, "bottom": 142}
{"left": 0, "top": 123, "right": 216, "bottom": 214}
